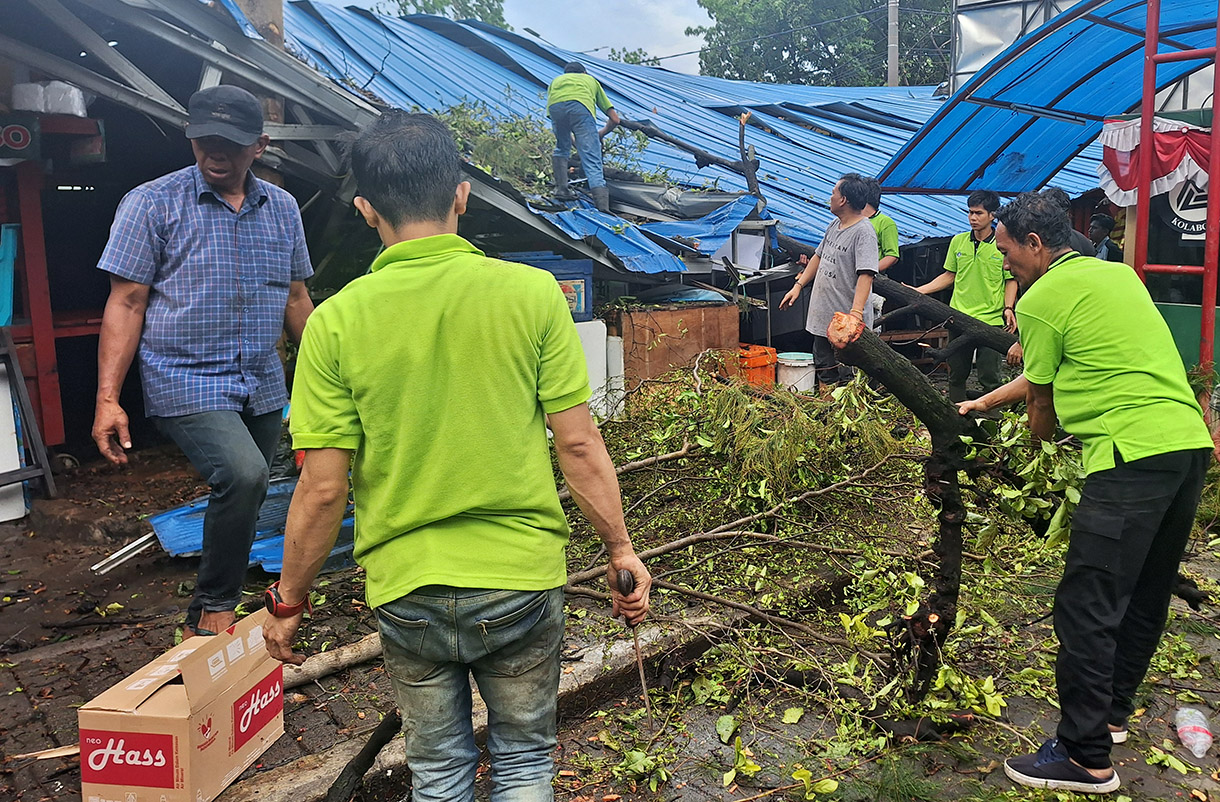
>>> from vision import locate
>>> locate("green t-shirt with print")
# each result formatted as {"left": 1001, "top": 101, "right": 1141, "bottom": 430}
{"left": 1018, "top": 252, "right": 1212, "bottom": 476}
{"left": 290, "top": 234, "right": 592, "bottom": 608}
{"left": 870, "top": 212, "right": 900, "bottom": 261}
{"left": 546, "top": 73, "right": 614, "bottom": 118}
{"left": 945, "top": 230, "right": 1011, "bottom": 326}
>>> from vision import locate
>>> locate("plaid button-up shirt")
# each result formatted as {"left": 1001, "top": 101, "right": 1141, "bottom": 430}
{"left": 98, "top": 165, "right": 313, "bottom": 418}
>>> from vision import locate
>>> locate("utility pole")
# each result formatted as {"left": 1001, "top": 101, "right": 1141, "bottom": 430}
{"left": 888, "top": 0, "right": 899, "bottom": 86}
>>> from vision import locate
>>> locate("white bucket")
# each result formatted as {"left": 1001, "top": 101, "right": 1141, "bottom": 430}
{"left": 776, "top": 352, "right": 817, "bottom": 392}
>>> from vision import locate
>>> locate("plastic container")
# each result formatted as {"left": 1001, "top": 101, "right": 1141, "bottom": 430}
{"left": 500, "top": 251, "right": 593, "bottom": 322}
{"left": 1176, "top": 707, "right": 1213, "bottom": 758}
{"left": 738, "top": 343, "right": 777, "bottom": 386}
{"left": 777, "top": 352, "right": 817, "bottom": 392}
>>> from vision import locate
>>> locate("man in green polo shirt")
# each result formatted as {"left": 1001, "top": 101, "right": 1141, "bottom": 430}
{"left": 959, "top": 190, "right": 1212, "bottom": 795}
{"left": 864, "top": 177, "right": 900, "bottom": 327}
{"left": 262, "top": 111, "right": 650, "bottom": 800}
{"left": 915, "top": 189, "right": 1017, "bottom": 402}
{"left": 547, "top": 62, "right": 621, "bottom": 211}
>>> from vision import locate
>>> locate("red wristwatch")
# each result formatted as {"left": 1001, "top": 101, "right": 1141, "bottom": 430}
{"left": 263, "top": 581, "right": 312, "bottom": 618}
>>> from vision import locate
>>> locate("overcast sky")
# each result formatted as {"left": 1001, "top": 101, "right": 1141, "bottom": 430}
{"left": 340, "top": 0, "right": 712, "bottom": 74}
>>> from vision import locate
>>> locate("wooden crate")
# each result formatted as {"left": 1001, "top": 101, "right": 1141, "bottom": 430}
{"left": 606, "top": 304, "right": 739, "bottom": 387}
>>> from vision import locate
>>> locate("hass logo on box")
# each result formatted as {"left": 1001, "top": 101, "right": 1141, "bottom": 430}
{"left": 232, "top": 667, "right": 282, "bottom": 751}
{"left": 80, "top": 730, "right": 175, "bottom": 788}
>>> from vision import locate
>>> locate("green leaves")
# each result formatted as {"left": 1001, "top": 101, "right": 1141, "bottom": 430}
{"left": 1146, "top": 743, "right": 1198, "bottom": 774}
{"left": 792, "top": 768, "right": 839, "bottom": 798}
{"left": 782, "top": 707, "right": 805, "bottom": 724}
{"left": 716, "top": 714, "right": 738, "bottom": 744}
{"left": 723, "top": 736, "right": 761, "bottom": 787}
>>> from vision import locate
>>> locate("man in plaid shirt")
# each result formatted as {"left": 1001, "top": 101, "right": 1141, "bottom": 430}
{"left": 93, "top": 85, "right": 314, "bottom": 638}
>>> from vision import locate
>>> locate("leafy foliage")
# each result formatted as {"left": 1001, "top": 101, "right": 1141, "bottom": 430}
{"left": 430, "top": 96, "right": 664, "bottom": 194}
{"left": 384, "top": 0, "right": 507, "bottom": 28}
{"left": 608, "top": 47, "right": 660, "bottom": 66}
{"left": 687, "top": 0, "right": 952, "bottom": 87}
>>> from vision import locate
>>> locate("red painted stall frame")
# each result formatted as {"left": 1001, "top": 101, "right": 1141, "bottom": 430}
{"left": 6, "top": 114, "right": 107, "bottom": 448}
{"left": 1133, "top": 0, "right": 1220, "bottom": 368}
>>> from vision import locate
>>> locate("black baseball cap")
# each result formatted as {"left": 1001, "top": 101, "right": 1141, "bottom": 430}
{"left": 186, "top": 85, "right": 264, "bottom": 146}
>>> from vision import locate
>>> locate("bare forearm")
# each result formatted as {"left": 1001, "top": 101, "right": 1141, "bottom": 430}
{"left": 284, "top": 297, "right": 314, "bottom": 345}
{"left": 277, "top": 459, "right": 349, "bottom": 603}
{"left": 1027, "top": 392, "right": 1056, "bottom": 442}
{"left": 915, "top": 271, "right": 954, "bottom": 295}
{"left": 850, "top": 273, "right": 874, "bottom": 315}
{"left": 1004, "top": 280, "right": 1018, "bottom": 309}
{"left": 974, "top": 376, "right": 1029, "bottom": 412}
{"left": 556, "top": 436, "right": 632, "bottom": 558}
{"left": 96, "top": 299, "right": 144, "bottom": 403}
{"left": 878, "top": 255, "right": 899, "bottom": 273}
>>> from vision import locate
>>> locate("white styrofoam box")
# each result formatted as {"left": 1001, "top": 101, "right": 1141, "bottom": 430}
{"left": 43, "top": 80, "right": 89, "bottom": 117}
{"left": 576, "top": 320, "right": 608, "bottom": 418}
{"left": 0, "top": 366, "right": 27, "bottom": 522}
{"left": 606, "top": 335, "right": 625, "bottom": 420}
{"left": 12, "top": 83, "right": 45, "bottom": 113}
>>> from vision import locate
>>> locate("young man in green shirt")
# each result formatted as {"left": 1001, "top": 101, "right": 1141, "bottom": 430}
{"left": 864, "top": 177, "right": 900, "bottom": 327}
{"left": 547, "top": 62, "right": 621, "bottom": 212}
{"left": 915, "top": 189, "right": 1017, "bottom": 402}
{"left": 959, "top": 191, "right": 1213, "bottom": 795}
{"left": 262, "top": 112, "right": 650, "bottom": 800}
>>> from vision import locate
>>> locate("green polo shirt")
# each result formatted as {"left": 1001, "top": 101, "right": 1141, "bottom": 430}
{"left": 546, "top": 73, "right": 614, "bottom": 118}
{"left": 945, "top": 230, "right": 1011, "bottom": 326}
{"left": 870, "top": 212, "right": 899, "bottom": 262}
{"left": 290, "top": 234, "right": 592, "bottom": 608}
{"left": 1018, "top": 251, "right": 1211, "bottom": 476}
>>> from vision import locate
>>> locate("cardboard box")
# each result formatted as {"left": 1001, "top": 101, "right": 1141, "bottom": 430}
{"left": 79, "top": 611, "right": 285, "bottom": 802}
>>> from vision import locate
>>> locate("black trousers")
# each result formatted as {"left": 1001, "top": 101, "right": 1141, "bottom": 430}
{"left": 1055, "top": 447, "right": 1211, "bottom": 768}
{"left": 811, "top": 335, "right": 852, "bottom": 386}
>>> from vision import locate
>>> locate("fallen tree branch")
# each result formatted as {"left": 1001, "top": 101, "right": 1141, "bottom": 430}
{"left": 284, "top": 632, "right": 382, "bottom": 690}
{"left": 323, "top": 709, "right": 403, "bottom": 802}
{"left": 618, "top": 118, "right": 754, "bottom": 174}
{"left": 557, "top": 442, "right": 695, "bottom": 501}
{"left": 651, "top": 578, "right": 878, "bottom": 656}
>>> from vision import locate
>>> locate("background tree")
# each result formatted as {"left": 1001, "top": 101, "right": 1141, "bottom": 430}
{"left": 687, "top": 0, "right": 951, "bottom": 87}
{"left": 608, "top": 47, "right": 660, "bottom": 67}
{"left": 387, "top": 0, "right": 508, "bottom": 29}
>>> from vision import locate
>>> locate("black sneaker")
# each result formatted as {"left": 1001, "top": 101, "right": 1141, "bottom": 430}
{"left": 1004, "top": 738, "right": 1120, "bottom": 794}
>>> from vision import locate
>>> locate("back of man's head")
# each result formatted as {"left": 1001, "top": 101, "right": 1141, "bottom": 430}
{"left": 349, "top": 111, "right": 461, "bottom": 228}
{"left": 966, "top": 189, "right": 1000, "bottom": 214}
{"left": 996, "top": 192, "right": 1071, "bottom": 250}
{"left": 564, "top": 62, "right": 587, "bottom": 73}
{"left": 865, "top": 177, "right": 882, "bottom": 210}
{"left": 1042, "top": 186, "right": 1072, "bottom": 213}
{"left": 838, "top": 173, "right": 869, "bottom": 212}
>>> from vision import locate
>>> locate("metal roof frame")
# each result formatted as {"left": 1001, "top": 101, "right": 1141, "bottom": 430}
{"left": 879, "top": 0, "right": 1216, "bottom": 194}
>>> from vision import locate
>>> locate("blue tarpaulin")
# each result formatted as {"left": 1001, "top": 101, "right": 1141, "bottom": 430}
{"left": 640, "top": 196, "right": 764, "bottom": 256}
{"left": 148, "top": 477, "right": 355, "bottom": 574}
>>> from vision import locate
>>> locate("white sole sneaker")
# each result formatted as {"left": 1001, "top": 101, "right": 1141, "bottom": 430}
{"left": 1111, "top": 728, "right": 1128, "bottom": 744}
{"left": 1004, "top": 762, "right": 1121, "bottom": 794}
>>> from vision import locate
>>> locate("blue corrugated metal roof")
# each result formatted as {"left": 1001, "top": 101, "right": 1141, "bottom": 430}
{"left": 278, "top": 2, "right": 1105, "bottom": 265}
{"left": 880, "top": 0, "right": 1215, "bottom": 193}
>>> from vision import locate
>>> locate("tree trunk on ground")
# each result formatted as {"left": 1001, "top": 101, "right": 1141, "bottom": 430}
{"left": 828, "top": 312, "right": 974, "bottom": 699}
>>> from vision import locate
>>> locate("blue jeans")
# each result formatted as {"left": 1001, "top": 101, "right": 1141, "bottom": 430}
{"left": 549, "top": 100, "right": 605, "bottom": 189}
{"left": 153, "top": 409, "right": 281, "bottom": 628}
{"left": 377, "top": 586, "right": 565, "bottom": 802}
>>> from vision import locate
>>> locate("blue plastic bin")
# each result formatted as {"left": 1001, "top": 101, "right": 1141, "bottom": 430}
{"left": 0, "top": 225, "right": 17, "bottom": 327}
{"left": 500, "top": 251, "right": 593, "bottom": 322}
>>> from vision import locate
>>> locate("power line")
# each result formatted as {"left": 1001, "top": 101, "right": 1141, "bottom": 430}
{"left": 652, "top": 5, "right": 889, "bottom": 62}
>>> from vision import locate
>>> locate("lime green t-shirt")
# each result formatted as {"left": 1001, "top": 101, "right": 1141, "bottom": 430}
{"left": 1018, "top": 252, "right": 1212, "bottom": 476}
{"left": 546, "top": 73, "right": 614, "bottom": 118}
{"left": 945, "top": 230, "right": 1011, "bottom": 326}
{"left": 870, "top": 212, "right": 899, "bottom": 261}
{"left": 290, "top": 234, "right": 592, "bottom": 608}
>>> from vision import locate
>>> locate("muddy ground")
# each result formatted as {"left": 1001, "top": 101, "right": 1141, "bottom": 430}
{"left": 4, "top": 445, "right": 1220, "bottom": 802}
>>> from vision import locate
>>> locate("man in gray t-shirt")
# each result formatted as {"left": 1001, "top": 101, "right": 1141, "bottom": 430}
{"left": 780, "top": 173, "right": 879, "bottom": 385}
